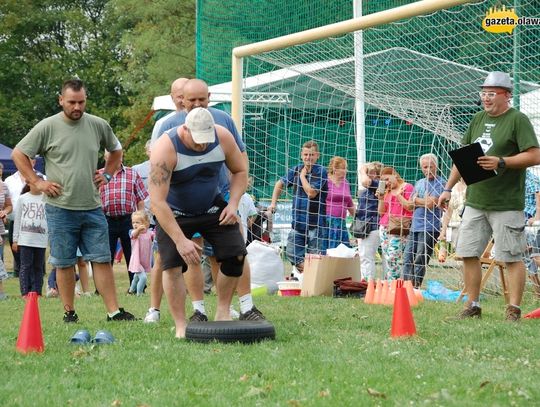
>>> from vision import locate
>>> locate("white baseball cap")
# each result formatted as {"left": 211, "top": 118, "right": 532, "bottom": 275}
{"left": 185, "top": 107, "right": 215, "bottom": 144}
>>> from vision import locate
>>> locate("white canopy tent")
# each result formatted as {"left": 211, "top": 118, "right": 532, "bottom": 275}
{"left": 152, "top": 58, "right": 540, "bottom": 145}
{"left": 150, "top": 69, "right": 298, "bottom": 111}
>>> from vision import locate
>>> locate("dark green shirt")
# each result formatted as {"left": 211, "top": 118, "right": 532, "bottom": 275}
{"left": 462, "top": 108, "right": 538, "bottom": 211}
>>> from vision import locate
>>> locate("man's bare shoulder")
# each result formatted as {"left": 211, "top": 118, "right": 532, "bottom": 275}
{"left": 152, "top": 130, "right": 176, "bottom": 153}
{"left": 150, "top": 134, "right": 177, "bottom": 171}
{"left": 215, "top": 124, "right": 235, "bottom": 144}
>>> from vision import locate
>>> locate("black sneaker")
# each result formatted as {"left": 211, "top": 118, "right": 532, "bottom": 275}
{"left": 189, "top": 310, "right": 208, "bottom": 322}
{"left": 239, "top": 306, "right": 266, "bottom": 321}
{"left": 107, "top": 308, "right": 136, "bottom": 321}
{"left": 63, "top": 310, "right": 79, "bottom": 323}
{"left": 457, "top": 305, "right": 482, "bottom": 319}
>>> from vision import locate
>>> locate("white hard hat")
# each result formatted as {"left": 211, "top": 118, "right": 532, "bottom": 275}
{"left": 481, "top": 71, "right": 512, "bottom": 91}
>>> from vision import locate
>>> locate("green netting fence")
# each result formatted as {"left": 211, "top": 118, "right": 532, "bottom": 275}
{"left": 196, "top": 0, "right": 540, "bottom": 198}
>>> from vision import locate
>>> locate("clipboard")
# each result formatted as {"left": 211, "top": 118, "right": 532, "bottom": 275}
{"left": 448, "top": 142, "right": 497, "bottom": 185}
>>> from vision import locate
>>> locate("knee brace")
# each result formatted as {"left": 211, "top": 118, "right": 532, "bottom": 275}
{"left": 220, "top": 256, "right": 245, "bottom": 277}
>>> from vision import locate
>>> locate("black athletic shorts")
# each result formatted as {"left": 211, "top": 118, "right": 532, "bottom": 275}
{"left": 156, "top": 204, "right": 247, "bottom": 272}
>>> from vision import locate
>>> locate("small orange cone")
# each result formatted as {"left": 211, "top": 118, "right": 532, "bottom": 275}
{"left": 16, "top": 292, "right": 44, "bottom": 353}
{"left": 373, "top": 280, "right": 383, "bottom": 304}
{"left": 364, "top": 279, "right": 375, "bottom": 304}
{"left": 381, "top": 280, "right": 389, "bottom": 305}
{"left": 391, "top": 280, "right": 416, "bottom": 338}
{"left": 524, "top": 307, "right": 540, "bottom": 319}
{"left": 413, "top": 288, "right": 424, "bottom": 302}
{"left": 404, "top": 280, "right": 418, "bottom": 307}
{"left": 385, "top": 279, "right": 397, "bottom": 306}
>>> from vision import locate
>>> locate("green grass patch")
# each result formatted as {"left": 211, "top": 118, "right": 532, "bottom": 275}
{"left": 1, "top": 268, "right": 539, "bottom": 406}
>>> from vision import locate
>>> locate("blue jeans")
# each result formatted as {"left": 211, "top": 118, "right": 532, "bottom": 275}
{"left": 129, "top": 271, "right": 147, "bottom": 295}
{"left": 402, "top": 231, "right": 436, "bottom": 288}
{"left": 8, "top": 220, "right": 20, "bottom": 274}
{"left": 46, "top": 205, "right": 111, "bottom": 268}
{"left": 19, "top": 246, "right": 46, "bottom": 296}
{"left": 524, "top": 227, "right": 540, "bottom": 275}
{"left": 106, "top": 215, "right": 133, "bottom": 283}
{"left": 286, "top": 226, "right": 327, "bottom": 267}
{"left": 326, "top": 216, "right": 350, "bottom": 249}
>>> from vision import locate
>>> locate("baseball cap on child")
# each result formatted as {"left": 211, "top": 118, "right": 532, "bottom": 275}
{"left": 185, "top": 107, "right": 216, "bottom": 144}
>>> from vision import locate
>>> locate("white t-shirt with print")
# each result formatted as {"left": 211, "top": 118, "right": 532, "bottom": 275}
{"left": 238, "top": 193, "right": 257, "bottom": 242}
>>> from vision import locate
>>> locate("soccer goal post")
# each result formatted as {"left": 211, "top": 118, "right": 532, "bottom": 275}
{"left": 227, "top": 0, "right": 540, "bottom": 293}
{"left": 231, "top": 0, "right": 473, "bottom": 128}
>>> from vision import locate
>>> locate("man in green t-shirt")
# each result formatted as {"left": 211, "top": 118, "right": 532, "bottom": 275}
{"left": 438, "top": 71, "right": 540, "bottom": 321}
{"left": 12, "top": 79, "right": 135, "bottom": 323}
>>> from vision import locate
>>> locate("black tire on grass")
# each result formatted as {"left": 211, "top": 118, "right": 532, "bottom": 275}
{"left": 185, "top": 320, "right": 276, "bottom": 344}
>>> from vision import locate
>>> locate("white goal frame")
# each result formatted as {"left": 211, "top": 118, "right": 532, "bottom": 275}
{"left": 230, "top": 0, "right": 474, "bottom": 133}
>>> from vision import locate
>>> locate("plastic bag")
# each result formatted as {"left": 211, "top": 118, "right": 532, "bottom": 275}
{"left": 326, "top": 243, "right": 357, "bottom": 258}
{"left": 422, "top": 280, "right": 466, "bottom": 302}
{"left": 246, "top": 240, "right": 284, "bottom": 294}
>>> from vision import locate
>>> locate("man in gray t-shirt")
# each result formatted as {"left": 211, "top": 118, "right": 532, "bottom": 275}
{"left": 12, "top": 78, "right": 135, "bottom": 323}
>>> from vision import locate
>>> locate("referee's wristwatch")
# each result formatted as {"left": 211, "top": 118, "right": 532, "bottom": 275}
{"left": 103, "top": 172, "right": 112, "bottom": 183}
{"left": 497, "top": 157, "right": 506, "bottom": 169}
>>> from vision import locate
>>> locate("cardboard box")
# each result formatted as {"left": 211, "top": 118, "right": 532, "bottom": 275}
{"left": 301, "top": 254, "right": 361, "bottom": 297}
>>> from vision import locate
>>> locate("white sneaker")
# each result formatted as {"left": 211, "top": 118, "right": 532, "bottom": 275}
{"left": 144, "top": 308, "right": 160, "bottom": 323}
{"left": 46, "top": 288, "right": 58, "bottom": 298}
{"left": 230, "top": 306, "right": 240, "bottom": 320}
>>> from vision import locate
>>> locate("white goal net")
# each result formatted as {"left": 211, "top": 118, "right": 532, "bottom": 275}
{"left": 231, "top": 0, "right": 540, "bottom": 295}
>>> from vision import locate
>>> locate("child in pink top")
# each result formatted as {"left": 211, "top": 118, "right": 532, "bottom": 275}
{"left": 379, "top": 186, "right": 414, "bottom": 226}
{"left": 128, "top": 211, "right": 154, "bottom": 296}
{"left": 326, "top": 157, "right": 355, "bottom": 249}
{"left": 376, "top": 167, "right": 414, "bottom": 279}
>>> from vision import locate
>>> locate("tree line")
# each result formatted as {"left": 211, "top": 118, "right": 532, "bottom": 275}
{"left": 0, "top": 0, "right": 196, "bottom": 165}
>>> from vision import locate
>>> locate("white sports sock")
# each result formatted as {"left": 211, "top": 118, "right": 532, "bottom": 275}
{"left": 107, "top": 309, "right": 120, "bottom": 318}
{"left": 239, "top": 294, "right": 254, "bottom": 314}
{"left": 192, "top": 300, "right": 206, "bottom": 315}
{"left": 471, "top": 301, "right": 480, "bottom": 308}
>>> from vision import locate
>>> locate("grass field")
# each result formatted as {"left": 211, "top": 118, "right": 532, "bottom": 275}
{"left": 1, "top": 252, "right": 539, "bottom": 407}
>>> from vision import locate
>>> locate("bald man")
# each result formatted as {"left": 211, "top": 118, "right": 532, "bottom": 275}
{"left": 144, "top": 77, "right": 189, "bottom": 323}
{"left": 150, "top": 77, "right": 189, "bottom": 145}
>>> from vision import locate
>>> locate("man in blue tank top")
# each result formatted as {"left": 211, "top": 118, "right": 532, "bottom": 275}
{"left": 149, "top": 107, "right": 248, "bottom": 338}
{"left": 155, "top": 79, "right": 265, "bottom": 322}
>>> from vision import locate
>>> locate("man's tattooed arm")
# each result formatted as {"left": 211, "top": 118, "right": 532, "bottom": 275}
{"left": 150, "top": 161, "right": 171, "bottom": 186}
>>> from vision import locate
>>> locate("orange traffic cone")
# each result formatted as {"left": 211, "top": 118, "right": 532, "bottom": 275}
{"left": 381, "top": 280, "right": 389, "bottom": 305}
{"left": 373, "top": 280, "right": 383, "bottom": 304}
{"left": 385, "top": 279, "right": 397, "bottom": 306}
{"left": 524, "top": 307, "right": 540, "bottom": 319}
{"left": 16, "top": 292, "right": 44, "bottom": 353}
{"left": 414, "top": 288, "right": 424, "bottom": 302}
{"left": 391, "top": 280, "right": 416, "bottom": 338}
{"left": 404, "top": 280, "right": 418, "bottom": 307}
{"left": 364, "top": 279, "right": 375, "bottom": 304}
